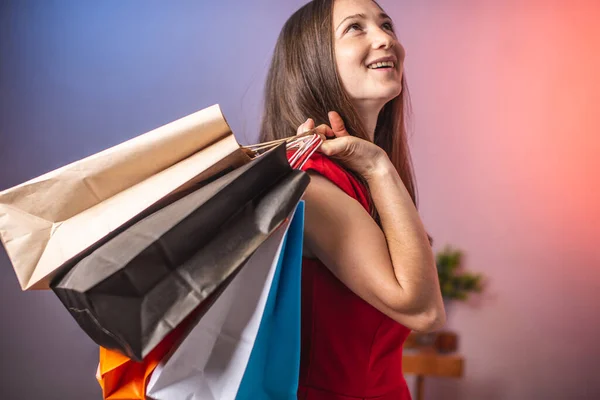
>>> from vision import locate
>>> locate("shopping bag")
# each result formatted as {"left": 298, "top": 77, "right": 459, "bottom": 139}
{"left": 0, "top": 104, "right": 251, "bottom": 290}
{"left": 96, "top": 317, "right": 190, "bottom": 400}
{"left": 145, "top": 203, "right": 303, "bottom": 400}
{"left": 95, "top": 275, "right": 232, "bottom": 400}
{"left": 236, "top": 201, "right": 304, "bottom": 400}
{"left": 52, "top": 144, "right": 310, "bottom": 361}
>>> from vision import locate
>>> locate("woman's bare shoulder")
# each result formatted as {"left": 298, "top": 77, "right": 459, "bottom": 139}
{"left": 301, "top": 172, "right": 399, "bottom": 303}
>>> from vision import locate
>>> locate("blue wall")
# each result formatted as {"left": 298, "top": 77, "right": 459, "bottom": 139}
{"left": 0, "top": 1, "right": 306, "bottom": 398}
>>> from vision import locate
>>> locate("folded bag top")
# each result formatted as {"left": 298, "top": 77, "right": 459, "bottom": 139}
{"left": 0, "top": 104, "right": 251, "bottom": 290}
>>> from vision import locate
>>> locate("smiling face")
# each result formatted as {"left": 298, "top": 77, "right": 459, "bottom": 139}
{"left": 333, "top": 0, "right": 405, "bottom": 111}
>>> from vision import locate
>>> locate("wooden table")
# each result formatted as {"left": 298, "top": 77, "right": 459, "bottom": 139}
{"left": 402, "top": 348, "right": 464, "bottom": 400}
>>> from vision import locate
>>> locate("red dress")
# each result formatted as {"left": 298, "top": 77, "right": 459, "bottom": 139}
{"left": 298, "top": 153, "right": 412, "bottom": 400}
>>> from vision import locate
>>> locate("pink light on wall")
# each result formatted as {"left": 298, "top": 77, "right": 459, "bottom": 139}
{"left": 383, "top": 0, "right": 600, "bottom": 398}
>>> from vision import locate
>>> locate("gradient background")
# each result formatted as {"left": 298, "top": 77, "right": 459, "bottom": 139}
{"left": 1, "top": 1, "right": 599, "bottom": 399}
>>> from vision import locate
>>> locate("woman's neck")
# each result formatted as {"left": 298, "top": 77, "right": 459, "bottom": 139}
{"left": 354, "top": 102, "right": 383, "bottom": 142}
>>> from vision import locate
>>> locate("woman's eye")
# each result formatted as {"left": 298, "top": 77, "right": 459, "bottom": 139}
{"left": 382, "top": 22, "right": 394, "bottom": 32}
{"left": 347, "top": 23, "right": 362, "bottom": 32}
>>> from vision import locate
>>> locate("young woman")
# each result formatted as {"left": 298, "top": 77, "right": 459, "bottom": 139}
{"left": 260, "top": 0, "right": 446, "bottom": 398}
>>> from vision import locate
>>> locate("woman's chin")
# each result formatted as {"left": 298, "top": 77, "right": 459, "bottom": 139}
{"left": 374, "top": 86, "right": 403, "bottom": 103}
{"left": 351, "top": 85, "right": 403, "bottom": 108}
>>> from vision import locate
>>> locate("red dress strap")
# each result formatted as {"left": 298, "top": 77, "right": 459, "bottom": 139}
{"left": 300, "top": 153, "right": 371, "bottom": 213}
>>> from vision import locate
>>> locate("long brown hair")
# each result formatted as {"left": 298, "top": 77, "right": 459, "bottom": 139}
{"left": 260, "top": 0, "right": 422, "bottom": 222}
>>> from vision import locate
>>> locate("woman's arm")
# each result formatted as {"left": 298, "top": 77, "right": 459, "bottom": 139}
{"left": 366, "top": 155, "right": 445, "bottom": 330}
{"left": 300, "top": 114, "right": 445, "bottom": 332}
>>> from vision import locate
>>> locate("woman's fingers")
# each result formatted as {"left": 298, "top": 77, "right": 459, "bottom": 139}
{"left": 297, "top": 118, "right": 315, "bottom": 135}
{"left": 295, "top": 113, "right": 349, "bottom": 154}
{"left": 328, "top": 111, "right": 350, "bottom": 137}
{"left": 312, "top": 123, "right": 334, "bottom": 138}
{"left": 318, "top": 136, "right": 352, "bottom": 157}
{"left": 296, "top": 119, "right": 307, "bottom": 135}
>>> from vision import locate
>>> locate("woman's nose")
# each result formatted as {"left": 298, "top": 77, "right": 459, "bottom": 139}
{"left": 370, "top": 28, "right": 394, "bottom": 50}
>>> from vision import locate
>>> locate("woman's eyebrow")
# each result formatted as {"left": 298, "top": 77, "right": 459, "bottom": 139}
{"left": 335, "top": 13, "right": 393, "bottom": 31}
{"left": 335, "top": 13, "right": 366, "bottom": 31}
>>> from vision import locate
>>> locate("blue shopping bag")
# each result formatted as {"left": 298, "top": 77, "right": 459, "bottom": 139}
{"left": 235, "top": 201, "right": 304, "bottom": 400}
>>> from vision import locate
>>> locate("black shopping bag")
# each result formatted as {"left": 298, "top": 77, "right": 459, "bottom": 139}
{"left": 51, "top": 144, "right": 309, "bottom": 361}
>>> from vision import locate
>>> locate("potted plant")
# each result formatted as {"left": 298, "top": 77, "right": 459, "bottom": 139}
{"left": 434, "top": 246, "right": 484, "bottom": 352}
{"left": 436, "top": 246, "right": 483, "bottom": 302}
{"left": 409, "top": 246, "right": 484, "bottom": 351}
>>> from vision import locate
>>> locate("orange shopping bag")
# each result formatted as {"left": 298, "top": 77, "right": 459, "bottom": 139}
{"left": 96, "top": 308, "right": 197, "bottom": 400}
{"left": 97, "top": 325, "right": 182, "bottom": 399}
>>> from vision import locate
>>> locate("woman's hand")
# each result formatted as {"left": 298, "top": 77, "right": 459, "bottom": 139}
{"left": 297, "top": 111, "right": 390, "bottom": 179}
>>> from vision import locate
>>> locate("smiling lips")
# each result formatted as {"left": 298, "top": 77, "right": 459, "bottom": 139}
{"left": 367, "top": 60, "right": 395, "bottom": 69}
{"left": 366, "top": 56, "right": 397, "bottom": 70}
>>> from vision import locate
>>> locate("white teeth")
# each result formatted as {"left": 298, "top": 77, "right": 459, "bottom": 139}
{"left": 368, "top": 61, "right": 395, "bottom": 69}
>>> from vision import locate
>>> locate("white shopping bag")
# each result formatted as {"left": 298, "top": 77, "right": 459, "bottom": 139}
{"left": 145, "top": 209, "right": 295, "bottom": 400}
